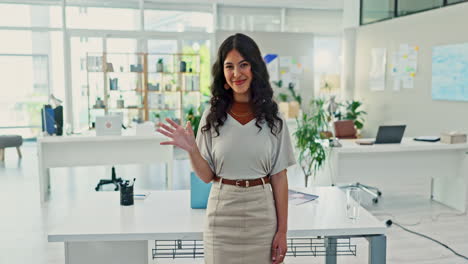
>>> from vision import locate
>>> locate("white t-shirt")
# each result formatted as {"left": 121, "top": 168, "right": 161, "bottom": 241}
{"left": 196, "top": 108, "right": 296, "bottom": 180}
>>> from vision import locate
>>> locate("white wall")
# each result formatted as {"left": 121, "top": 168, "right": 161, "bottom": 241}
{"left": 216, "top": 31, "right": 315, "bottom": 108}
{"left": 354, "top": 2, "right": 468, "bottom": 137}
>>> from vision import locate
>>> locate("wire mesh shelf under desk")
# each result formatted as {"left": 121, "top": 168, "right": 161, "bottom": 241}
{"left": 152, "top": 237, "right": 356, "bottom": 259}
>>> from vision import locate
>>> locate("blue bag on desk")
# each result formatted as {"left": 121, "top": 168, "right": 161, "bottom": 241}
{"left": 190, "top": 172, "right": 212, "bottom": 209}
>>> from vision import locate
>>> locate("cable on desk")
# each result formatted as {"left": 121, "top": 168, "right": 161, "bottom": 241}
{"left": 386, "top": 220, "right": 468, "bottom": 261}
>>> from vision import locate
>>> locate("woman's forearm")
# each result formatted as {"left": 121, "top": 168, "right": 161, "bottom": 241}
{"left": 270, "top": 170, "right": 288, "bottom": 234}
{"left": 188, "top": 147, "right": 215, "bottom": 183}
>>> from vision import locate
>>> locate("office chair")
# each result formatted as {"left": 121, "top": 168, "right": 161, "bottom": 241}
{"left": 333, "top": 120, "right": 357, "bottom": 139}
{"left": 333, "top": 120, "right": 382, "bottom": 204}
{"left": 95, "top": 166, "right": 123, "bottom": 191}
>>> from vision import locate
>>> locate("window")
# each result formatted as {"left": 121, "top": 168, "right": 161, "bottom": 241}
{"left": 397, "top": 0, "right": 444, "bottom": 16}
{"left": 361, "top": 0, "right": 395, "bottom": 24}
{"left": 447, "top": 0, "right": 468, "bottom": 4}
{"left": 0, "top": 3, "right": 62, "bottom": 28}
{"left": 218, "top": 6, "right": 281, "bottom": 32}
{"left": 144, "top": 10, "right": 213, "bottom": 32}
{"left": 181, "top": 39, "right": 211, "bottom": 97}
{"left": 66, "top": 7, "right": 139, "bottom": 30}
{"left": 0, "top": 55, "right": 49, "bottom": 138}
{"left": 361, "top": 0, "right": 468, "bottom": 25}
{"left": 70, "top": 37, "right": 103, "bottom": 130}
{"left": 314, "top": 37, "right": 342, "bottom": 97}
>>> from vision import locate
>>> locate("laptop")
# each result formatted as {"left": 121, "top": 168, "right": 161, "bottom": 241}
{"left": 375, "top": 125, "right": 406, "bottom": 144}
{"left": 356, "top": 125, "right": 406, "bottom": 145}
{"left": 95, "top": 115, "right": 123, "bottom": 136}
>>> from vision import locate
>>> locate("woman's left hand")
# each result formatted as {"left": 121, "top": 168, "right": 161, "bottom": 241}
{"left": 271, "top": 231, "right": 287, "bottom": 264}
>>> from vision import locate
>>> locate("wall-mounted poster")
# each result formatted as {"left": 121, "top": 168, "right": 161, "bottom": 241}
{"left": 264, "top": 54, "right": 279, "bottom": 81}
{"left": 432, "top": 43, "right": 468, "bottom": 101}
{"left": 369, "top": 48, "right": 387, "bottom": 91}
{"left": 390, "top": 44, "right": 419, "bottom": 91}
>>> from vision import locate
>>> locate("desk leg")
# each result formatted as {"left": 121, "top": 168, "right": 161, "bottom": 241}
{"left": 366, "top": 235, "right": 386, "bottom": 264}
{"left": 38, "top": 167, "right": 50, "bottom": 204}
{"left": 325, "top": 237, "right": 337, "bottom": 264}
{"left": 65, "top": 240, "right": 149, "bottom": 264}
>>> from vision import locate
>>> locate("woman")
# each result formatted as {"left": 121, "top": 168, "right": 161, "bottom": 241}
{"left": 157, "top": 33, "right": 296, "bottom": 264}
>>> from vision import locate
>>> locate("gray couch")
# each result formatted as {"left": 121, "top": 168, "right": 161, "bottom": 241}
{"left": 0, "top": 135, "right": 23, "bottom": 161}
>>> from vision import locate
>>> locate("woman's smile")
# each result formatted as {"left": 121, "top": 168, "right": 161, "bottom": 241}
{"left": 233, "top": 79, "right": 246, "bottom": 86}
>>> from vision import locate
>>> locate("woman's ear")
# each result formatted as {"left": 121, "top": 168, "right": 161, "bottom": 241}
{"left": 224, "top": 83, "right": 230, "bottom": 90}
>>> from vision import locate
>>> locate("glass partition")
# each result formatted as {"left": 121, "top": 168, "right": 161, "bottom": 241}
{"left": 361, "top": 0, "right": 395, "bottom": 24}
{"left": 397, "top": 0, "right": 444, "bottom": 16}
{"left": 361, "top": 0, "right": 468, "bottom": 25}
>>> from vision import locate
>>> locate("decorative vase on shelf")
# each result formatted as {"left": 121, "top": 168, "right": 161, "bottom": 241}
{"left": 180, "top": 61, "right": 187, "bottom": 72}
{"left": 116, "top": 96, "right": 125, "bottom": 108}
{"left": 156, "top": 59, "right": 164, "bottom": 72}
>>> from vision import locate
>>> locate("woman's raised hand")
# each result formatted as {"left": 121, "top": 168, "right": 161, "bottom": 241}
{"left": 157, "top": 118, "right": 197, "bottom": 153}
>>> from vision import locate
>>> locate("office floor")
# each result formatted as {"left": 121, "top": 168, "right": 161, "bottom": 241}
{"left": 0, "top": 142, "right": 467, "bottom": 264}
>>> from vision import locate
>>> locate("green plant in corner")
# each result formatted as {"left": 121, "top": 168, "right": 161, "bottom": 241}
{"left": 288, "top": 82, "right": 302, "bottom": 105}
{"left": 293, "top": 99, "right": 329, "bottom": 187}
{"left": 185, "top": 105, "right": 205, "bottom": 137}
{"left": 278, "top": 93, "right": 289, "bottom": 102}
{"left": 344, "top": 100, "right": 367, "bottom": 130}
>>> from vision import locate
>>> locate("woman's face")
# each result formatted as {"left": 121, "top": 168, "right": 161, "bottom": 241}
{"left": 223, "top": 49, "right": 253, "bottom": 100}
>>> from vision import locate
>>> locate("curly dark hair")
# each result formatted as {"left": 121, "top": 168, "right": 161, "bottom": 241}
{"left": 202, "top": 33, "right": 282, "bottom": 137}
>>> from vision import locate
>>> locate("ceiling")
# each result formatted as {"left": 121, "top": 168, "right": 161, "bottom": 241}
{"left": 8, "top": 0, "right": 344, "bottom": 10}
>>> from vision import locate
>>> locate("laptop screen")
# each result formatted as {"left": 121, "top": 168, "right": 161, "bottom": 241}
{"left": 375, "top": 125, "right": 406, "bottom": 144}
{"left": 95, "top": 115, "right": 122, "bottom": 136}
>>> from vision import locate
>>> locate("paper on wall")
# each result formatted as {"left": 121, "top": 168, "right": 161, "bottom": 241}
{"left": 264, "top": 54, "right": 279, "bottom": 81}
{"left": 400, "top": 44, "right": 410, "bottom": 56}
{"left": 369, "top": 48, "right": 387, "bottom": 91}
{"left": 280, "top": 56, "right": 292, "bottom": 68}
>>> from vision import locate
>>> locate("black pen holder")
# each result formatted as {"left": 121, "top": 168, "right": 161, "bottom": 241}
{"left": 120, "top": 183, "right": 134, "bottom": 206}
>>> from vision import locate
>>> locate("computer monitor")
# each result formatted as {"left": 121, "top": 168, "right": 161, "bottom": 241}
{"left": 95, "top": 115, "right": 122, "bottom": 136}
{"left": 375, "top": 125, "right": 406, "bottom": 144}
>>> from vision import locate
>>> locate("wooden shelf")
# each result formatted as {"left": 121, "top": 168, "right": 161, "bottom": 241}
{"left": 107, "top": 107, "right": 145, "bottom": 110}
{"left": 109, "top": 89, "right": 144, "bottom": 93}
{"left": 87, "top": 52, "right": 201, "bottom": 125}
{"left": 148, "top": 108, "right": 180, "bottom": 111}
{"left": 147, "top": 90, "right": 181, "bottom": 93}
{"left": 148, "top": 71, "right": 201, "bottom": 75}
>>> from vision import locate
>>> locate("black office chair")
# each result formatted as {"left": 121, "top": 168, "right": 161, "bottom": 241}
{"left": 334, "top": 120, "right": 382, "bottom": 204}
{"left": 95, "top": 166, "right": 123, "bottom": 191}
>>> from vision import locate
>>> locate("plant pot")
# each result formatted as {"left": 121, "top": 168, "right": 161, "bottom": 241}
{"left": 156, "top": 62, "right": 163, "bottom": 72}
{"left": 288, "top": 101, "right": 300, "bottom": 118}
{"left": 278, "top": 102, "right": 289, "bottom": 118}
{"left": 320, "top": 131, "right": 333, "bottom": 139}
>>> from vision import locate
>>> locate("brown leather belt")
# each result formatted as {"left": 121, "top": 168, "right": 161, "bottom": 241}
{"left": 213, "top": 175, "right": 270, "bottom": 187}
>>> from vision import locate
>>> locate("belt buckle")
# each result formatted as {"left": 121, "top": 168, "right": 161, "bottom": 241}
{"left": 235, "top": 180, "right": 242, "bottom": 187}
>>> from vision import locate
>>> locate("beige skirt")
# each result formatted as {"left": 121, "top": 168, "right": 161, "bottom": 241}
{"left": 204, "top": 179, "right": 277, "bottom": 264}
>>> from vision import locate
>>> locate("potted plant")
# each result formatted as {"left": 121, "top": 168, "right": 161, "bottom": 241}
{"left": 156, "top": 58, "right": 164, "bottom": 72}
{"left": 310, "top": 99, "right": 332, "bottom": 139}
{"left": 294, "top": 103, "right": 328, "bottom": 187}
{"left": 344, "top": 100, "right": 367, "bottom": 135}
{"left": 185, "top": 105, "right": 205, "bottom": 137}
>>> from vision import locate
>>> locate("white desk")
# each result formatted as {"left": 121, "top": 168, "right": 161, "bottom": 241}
{"left": 330, "top": 138, "right": 468, "bottom": 211}
{"left": 37, "top": 134, "right": 173, "bottom": 204}
{"left": 48, "top": 187, "right": 387, "bottom": 264}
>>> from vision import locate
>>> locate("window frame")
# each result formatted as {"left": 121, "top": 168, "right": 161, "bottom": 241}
{"left": 360, "top": 0, "right": 468, "bottom": 25}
